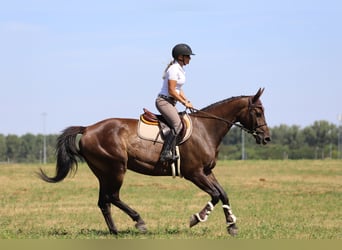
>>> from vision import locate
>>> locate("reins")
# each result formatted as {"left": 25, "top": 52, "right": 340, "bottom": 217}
{"left": 187, "top": 107, "right": 259, "bottom": 136}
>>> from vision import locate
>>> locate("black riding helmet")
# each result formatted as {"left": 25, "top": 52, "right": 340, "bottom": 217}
{"left": 172, "top": 43, "right": 195, "bottom": 59}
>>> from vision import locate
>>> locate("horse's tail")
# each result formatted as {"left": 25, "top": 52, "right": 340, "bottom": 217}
{"left": 37, "top": 126, "right": 86, "bottom": 183}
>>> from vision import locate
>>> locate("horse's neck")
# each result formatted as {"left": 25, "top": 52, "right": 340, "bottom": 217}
{"left": 197, "top": 97, "right": 248, "bottom": 145}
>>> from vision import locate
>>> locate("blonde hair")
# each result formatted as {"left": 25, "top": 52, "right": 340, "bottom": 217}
{"left": 162, "top": 60, "right": 175, "bottom": 79}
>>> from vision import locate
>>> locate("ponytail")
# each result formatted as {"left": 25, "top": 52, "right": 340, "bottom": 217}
{"left": 162, "top": 60, "right": 175, "bottom": 79}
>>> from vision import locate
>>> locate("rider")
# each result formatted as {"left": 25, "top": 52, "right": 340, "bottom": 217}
{"left": 155, "top": 43, "right": 194, "bottom": 162}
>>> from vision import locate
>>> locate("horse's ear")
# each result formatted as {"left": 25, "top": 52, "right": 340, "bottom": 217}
{"left": 252, "top": 88, "right": 265, "bottom": 103}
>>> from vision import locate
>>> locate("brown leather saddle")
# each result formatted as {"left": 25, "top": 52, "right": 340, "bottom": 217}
{"left": 140, "top": 108, "right": 188, "bottom": 142}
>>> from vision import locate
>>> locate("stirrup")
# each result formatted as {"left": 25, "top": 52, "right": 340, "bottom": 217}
{"left": 160, "top": 151, "right": 179, "bottom": 163}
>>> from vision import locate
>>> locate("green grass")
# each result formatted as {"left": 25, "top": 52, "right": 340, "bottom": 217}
{"left": 0, "top": 160, "right": 341, "bottom": 239}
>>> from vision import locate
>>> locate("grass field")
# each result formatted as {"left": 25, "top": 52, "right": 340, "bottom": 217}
{"left": 0, "top": 160, "right": 341, "bottom": 239}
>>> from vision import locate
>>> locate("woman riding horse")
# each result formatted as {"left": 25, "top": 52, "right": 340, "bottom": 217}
{"left": 38, "top": 89, "right": 270, "bottom": 236}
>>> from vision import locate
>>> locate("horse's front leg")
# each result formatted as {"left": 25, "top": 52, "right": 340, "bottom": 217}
{"left": 189, "top": 201, "right": 215, "bottom": 227}
{"left": 222, "top": 204, "right": 238, "bottom": 236}
{"left": 209, "top": 174, "right": 238, "bottom": 236}
{"left": 188, "top": 172, "right": 238, "bottom": 236}
{"left": 188, "top": 173, "right": 220, "bottom": 228}
{"left": 189, "top": 201, "right": 237, "bottom": 236}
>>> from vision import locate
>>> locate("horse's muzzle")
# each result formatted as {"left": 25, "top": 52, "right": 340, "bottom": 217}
{"left": 262, "top": 136, "right": 271, "bottom": 145}
{"left": 255, "top": 134, "right": 271, "bottom": 145}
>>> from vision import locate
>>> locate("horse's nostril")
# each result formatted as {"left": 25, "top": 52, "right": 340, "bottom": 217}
{"left": 265, "top": 137, "right": 271, "bottom": 142}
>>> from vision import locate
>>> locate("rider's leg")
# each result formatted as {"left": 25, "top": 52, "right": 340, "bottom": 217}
{"left": 155, "top": 97, "right": 182, "bottom": 162}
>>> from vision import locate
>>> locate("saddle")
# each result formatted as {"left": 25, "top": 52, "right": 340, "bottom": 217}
{"left": 138, "top": 108, "right": 192, "bottom": 144}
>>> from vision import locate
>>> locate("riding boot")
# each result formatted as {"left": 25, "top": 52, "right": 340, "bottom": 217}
{"left": 159, "top": 130, "right": 179, "bottom": 163}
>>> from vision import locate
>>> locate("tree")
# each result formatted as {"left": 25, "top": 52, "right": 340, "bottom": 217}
{"left": 0, "top": 134, "right": 7, "bottom": 162}
{"left": 6, "top": 135, "right": 21, "bottom": 162}
{"left": 19, "top": 134, "right": 39, "bottom": 163}
{"left": 303, "top": 121, "right": 337, "bottom": 159}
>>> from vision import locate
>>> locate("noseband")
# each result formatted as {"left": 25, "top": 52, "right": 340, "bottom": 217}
{"left": 190, "top": 97, "right": 267, "bottom": 136}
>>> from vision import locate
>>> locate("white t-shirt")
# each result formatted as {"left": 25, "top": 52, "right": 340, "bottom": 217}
{"left": 159, "top": 61, "right": 185, "bottom": 96}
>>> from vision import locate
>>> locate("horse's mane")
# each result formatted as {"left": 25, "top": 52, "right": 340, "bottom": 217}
{"left": 200, "top": 95, "right": 249, "bottom": 112}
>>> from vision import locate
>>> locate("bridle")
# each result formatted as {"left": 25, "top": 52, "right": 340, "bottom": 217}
{"left": 188, "top": 97, "right": 267, "bottom": 136}
{"left": 247, "top": 97, "right": 268, "bottom": 134}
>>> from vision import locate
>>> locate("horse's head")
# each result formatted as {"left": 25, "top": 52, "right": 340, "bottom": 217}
{"left": 239, "top": 88, "right": 271, "bottom": 145}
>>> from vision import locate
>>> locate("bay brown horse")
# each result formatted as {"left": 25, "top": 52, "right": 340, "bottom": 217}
{"left": 38, "top": 88, "right": 270, "bottom": 236}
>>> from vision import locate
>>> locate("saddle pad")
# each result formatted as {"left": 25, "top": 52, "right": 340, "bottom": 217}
{"left": 137, "top": 113, "right": 192, "bottom": 144}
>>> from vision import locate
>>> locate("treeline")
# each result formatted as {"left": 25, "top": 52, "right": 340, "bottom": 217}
{"left": 0, "top": 120, "right": 341, "bottom": 163}
{"left": 0, "top": 134, "right": 58, "bottom": 163}
{"left": 220, "top": 120, "right": 341, "bottom": 160}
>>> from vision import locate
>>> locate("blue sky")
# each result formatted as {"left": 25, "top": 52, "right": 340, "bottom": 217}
{"left": 1, "top": 0, "right": 341, "bottom": 135}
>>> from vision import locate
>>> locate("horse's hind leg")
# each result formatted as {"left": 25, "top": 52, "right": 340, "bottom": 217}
{"left": 110, "top": 194, "right": 147, "bottom": 233}
{"left": 98, "top": 195, "right": 118, "bottom": 235}
{"left": 98, "top": 172, "right": 147, "bottom": 234}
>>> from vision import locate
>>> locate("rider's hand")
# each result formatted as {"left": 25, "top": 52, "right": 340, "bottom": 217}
{"left": 184, "top": 101, "right": 193, "bottom": 109}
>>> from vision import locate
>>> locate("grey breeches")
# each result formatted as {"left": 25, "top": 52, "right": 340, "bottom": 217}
{"left": 155, "top": 97, "right": 182, "bottom": 135}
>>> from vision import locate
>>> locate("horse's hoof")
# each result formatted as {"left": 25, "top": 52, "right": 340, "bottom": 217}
{"left": 189, "top": 214, "right": 200, "bottom": 228}
{"left": 135, "top": 220, "right": 148, "bottom": 233}
{"left": 227, "top": 224, "right": 238, "bottom": 236}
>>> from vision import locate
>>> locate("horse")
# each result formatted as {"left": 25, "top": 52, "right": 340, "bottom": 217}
{"left": 38, "top": 88, "right": 270, "bottom": 236}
